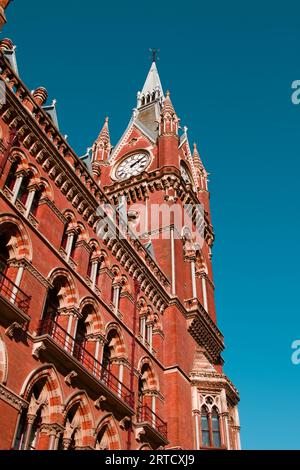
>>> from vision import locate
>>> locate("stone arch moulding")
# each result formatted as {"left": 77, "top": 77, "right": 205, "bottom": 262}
{"left": 0, "top": 333, "right": 8, "bottom": 384}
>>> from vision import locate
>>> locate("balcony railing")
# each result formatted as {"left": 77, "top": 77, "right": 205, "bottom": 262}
{"left": 0, "top": 271, "right": 31, "bottom": 316}
{"left": 137, "top": 405, "right": 167, "bottom": 440}
{"left": 37, "top": 318, "right": 134, "bottom": 408}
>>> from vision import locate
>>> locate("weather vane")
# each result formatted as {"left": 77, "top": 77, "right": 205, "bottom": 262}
{"left": 149, "top": 48, "right": 160, "bottom": 63}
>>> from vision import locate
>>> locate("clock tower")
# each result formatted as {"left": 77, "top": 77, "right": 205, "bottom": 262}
{"left": 91, "top": 60, "right": 241, "bottom": 449}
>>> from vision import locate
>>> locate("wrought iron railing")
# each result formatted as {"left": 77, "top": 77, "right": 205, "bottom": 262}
{"left": 0, "top": 271, "right": 31, "bottom": 315}
{"left": 137, "top": 405, "right": 167, "bottom": 439}
{"left": 37, "top": 318, "right": 134, "bottom": 408}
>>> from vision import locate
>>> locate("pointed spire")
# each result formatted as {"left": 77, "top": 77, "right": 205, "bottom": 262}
{"left": 137, "top": 61, "right": 164, "bottom": 108}
{"left": 92, "top": 117, "right": 111, "bottom": 163}
{"left": 161, "top": 90, "right": 175, "bottom": 115}
{"left": 97, "top": 116, "right": 110, "bottom": 144}
{"left": 193, "top": 143, "right": 204, "bottom": 169}
{"left": 193, "top": 143, "right": 208, "bottom": 191}
{"left": 159, "top": 90, "right": 179, "bottom": 136}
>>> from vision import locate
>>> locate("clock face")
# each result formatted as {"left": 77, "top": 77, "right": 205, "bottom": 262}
{"left": 180, "top": 163, "right": 192, "bottom": 185}
{"left": 115, "top": 153, "right": 150, "bottom": 180}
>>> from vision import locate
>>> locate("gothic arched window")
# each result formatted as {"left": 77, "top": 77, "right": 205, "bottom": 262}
{"left": 201, "top": 406, "right": 210, "bottom": 447}
{"left": 211, "top": 407, "right": 221, "bottom": 448}
{"left": 200, "top": 405, "right": 222, "bottom": 448}
{"left": 16, "top": 172, "right": 31, "bottom": 206}
{"left": 5, "top": 159, "right": 19, "bottom": 191}
{"left": 30, "top": 187, "right": 43, "bottom": 217}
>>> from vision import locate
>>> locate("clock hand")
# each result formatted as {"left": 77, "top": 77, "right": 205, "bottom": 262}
{"left": 130, "top": 160, "right": 141, "bottom": 168}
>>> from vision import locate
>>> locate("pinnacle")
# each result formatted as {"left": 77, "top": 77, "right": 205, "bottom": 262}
{"left": 162, "top": 90, "right": 175, "bottom": 115}
{"left": 193, "top": 142, "right": 204, "bottom": 169}
{"left": 97, "top": 116, "right": 110, "bottom": 144}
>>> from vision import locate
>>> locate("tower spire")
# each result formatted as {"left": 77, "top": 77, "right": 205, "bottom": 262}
{"left": 137, "top": 61, "right": 164, "bottom": 108}
{"left": 92, "top": 117, "right": 111, "bottom": 164}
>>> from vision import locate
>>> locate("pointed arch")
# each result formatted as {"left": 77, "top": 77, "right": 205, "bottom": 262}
{"left": 47, "top": 268, "right": 79, "bottom": 308}
{"left": 137, "top": 356, "right": 159, "bottom": 391}
{"left": 0, "top": 213, "right": 32, "bottom": 261}
{"left": 79, "top": 297, "right": 103, "bottom": 334}
{"left": 95, "top": 413, "right": 121, "bottom": 450}
{"left": 10, "top": 148, "right": 29, "bottom": 168}
{"left": 20, "top": 364, "right": 64, "bottom": 423}
{"left": 105, "top": 322, "right": 127, "bottom": 358}
{"left": 63, "top": 391, "right": 94, "bottom": 448}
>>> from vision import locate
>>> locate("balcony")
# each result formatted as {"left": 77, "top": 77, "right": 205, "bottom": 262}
{"left": 0, "top": 271, "right": 31, "bottom": 327}
{"left": 136, "top": 405, "right": 168, "bottom": 447}
{"left": 185, "top": 298, "right": 224, "bottom": 365}
{"left": 34, "top": 318, "right": 134, "bottom": 416}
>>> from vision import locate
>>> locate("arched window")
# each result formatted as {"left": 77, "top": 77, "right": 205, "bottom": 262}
{"left": 14, "top": 378, "right": 47, "bottom": 450}
{"left": 58, "top": 403, "right": 80, "bottom": 450}
{"left": 40, "top": 274, "right": 75, "bottom": 338}
{"left": 200, "top": 405, "right": 222, "bottom": 448}
{"left": 42, "top": 284, "right": 60, "bottom": 322}
{"left": 87, "top": 246, "right": 100, "bottom": 286}
{"left": 30, "top": 187, "right": 43, "bottom": 217}
{"left": 60, "top": 220, "right": 70, "bottom": 251}
{"left": 211, "top": 407, "right": 221, "bottom": 448}
{"left": 60, "top": 217, "right": 78, "bottom": 261}
{"left": 95, "top": 425, "right": 110, "bottom": 450}
{"left": 5, "top": 160, "right": 19, "bottom": 191}
{"left": 102, "top": 333, "right": 113, "bottom": 375}
{"left": 0, "top": 231, "right": 9, "bottom": 274}
{"left": 70, "top": 229, "right": 79, "bottom": 259}
{"left": 16, "top": 172, "right": 31, "bottom": 206}
{"left": 138, "top": 363, "right": 155, "bottom": 407}
{"left": 74, "top": 311, "right": 88, "bottom": 362}
{"left": 201, "top": 406, "right": 210, "bottom": 447}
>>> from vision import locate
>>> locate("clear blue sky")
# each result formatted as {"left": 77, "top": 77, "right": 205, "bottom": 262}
{"left": 4, "top": 0, "right": 300, "bottom": 450}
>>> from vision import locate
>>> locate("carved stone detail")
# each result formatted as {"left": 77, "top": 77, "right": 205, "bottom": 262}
{"left": 64, "top": 370, "right": 78, "bottom": 386}
{"left": 94, "top": 395, "right": 107, "bottom": 410}
{"left": 32, "top": 341, "right": 46, "bottom": 359}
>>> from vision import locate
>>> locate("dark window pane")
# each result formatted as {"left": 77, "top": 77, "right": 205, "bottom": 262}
{"left": 212, "top": 415, "right": 219, "bottom": 431}
{"left": 213, "top": 431, "right": 221, "bottom": 448}
{"left": 202, "top": 430, "right": 210, "bottom": 447}
{"left": 201, "top": 415, "right": 209, "bottom": 431}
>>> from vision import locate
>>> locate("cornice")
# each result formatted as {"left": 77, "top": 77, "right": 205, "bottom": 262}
{"left": 0, "top": 383, "right": 28, "bottom": 411}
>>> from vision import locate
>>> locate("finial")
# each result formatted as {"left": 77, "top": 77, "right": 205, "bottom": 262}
{"left": 149, "top": 48, "right": 160, "bottom": 63}
{"left": 105, "top": 116, "right": 109, "bottom": 123}
{"left": 166, "top": 90, "right": 170, "bottom": 97}
{"left": 183, "top": 125, "right": 188, "bottom": 134}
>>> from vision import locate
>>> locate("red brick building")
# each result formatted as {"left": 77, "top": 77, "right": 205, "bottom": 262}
{"left": 0, "top": 4, "right": 240, "bottom": 451}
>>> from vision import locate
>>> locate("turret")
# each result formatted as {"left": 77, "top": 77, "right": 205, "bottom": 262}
{"left": 91, "top": 117, "right": 111, "bottom": 181}
{"left": 158, "top": 91, "right": 180, "bottom": 167}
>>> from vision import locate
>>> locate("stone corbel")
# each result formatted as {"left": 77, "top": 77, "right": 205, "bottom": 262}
{"left": 64, "top": 370, "right": 78, "bottom": 386}
{"left": 135, "top": 426, "right": 146, "bottom": 443}
{"left": 94, "top": 395, "right": 107, "bottom": 410}
{"left": 119, "top": 416, "right": 131, "bottom": 430}
{"left": 5, "top": 322, "right": 23, "bottom": 339}
{"left": 32, "top": 341, "right": 46, "bottom": 359}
